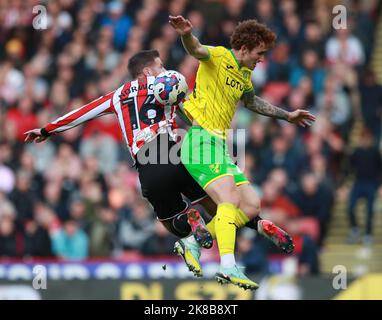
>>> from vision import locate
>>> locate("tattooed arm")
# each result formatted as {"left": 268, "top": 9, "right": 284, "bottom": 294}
{"left": 242, "top": 92, "right": 290, "bottom": 120}
{"left": 241, "top": 92, "right": 316, "bottom": 127}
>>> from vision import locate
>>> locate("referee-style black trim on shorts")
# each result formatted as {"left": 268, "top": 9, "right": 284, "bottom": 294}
{"left": 135, "top": 132, "right": 207, "bottom": 220}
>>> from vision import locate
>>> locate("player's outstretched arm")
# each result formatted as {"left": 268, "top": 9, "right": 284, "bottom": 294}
{"left": 242, "top": 92, "right": 316, "bottom": 127}
{"left": 169, "top": 15, "right": 209, "bottom": 60}
{"left": 24, "top": 91, "right": 115, "bottom": 143}
{"left": 24, "top": 128, "right": 50, "bottom": 143}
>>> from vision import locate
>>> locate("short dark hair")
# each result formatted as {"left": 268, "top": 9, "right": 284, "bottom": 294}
{"left": 127, "top": 49, "right": 160, "bottom": 78}
{"left": 230, "top": 20, "right": 276, "bottom": 51}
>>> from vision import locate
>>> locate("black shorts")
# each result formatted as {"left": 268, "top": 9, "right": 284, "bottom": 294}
{"left": 135, "top": 133, "right": 208, "bottom": 220}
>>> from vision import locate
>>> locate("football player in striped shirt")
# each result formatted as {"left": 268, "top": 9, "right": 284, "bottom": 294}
{"left": 170, "top": 15, "right": 316, "bottom": 290}
{"left": 25, "top": 50, "right": 214, "bottom": 276}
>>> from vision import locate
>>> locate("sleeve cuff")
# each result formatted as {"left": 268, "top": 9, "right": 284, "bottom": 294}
{"left": 198, "top": 46, "right": 211, "bottom": 61}
{"left": 41, "top": 128, "right": 51, "bottom": 137}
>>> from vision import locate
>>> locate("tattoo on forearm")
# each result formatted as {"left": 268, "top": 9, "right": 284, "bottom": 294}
{"left": 243, "top": 94, "right": 289, "bottom": 121}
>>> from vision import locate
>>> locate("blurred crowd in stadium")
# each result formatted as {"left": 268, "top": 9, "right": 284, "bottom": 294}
{"left": 0, "top": 0, "right": 381, "bottom": 276}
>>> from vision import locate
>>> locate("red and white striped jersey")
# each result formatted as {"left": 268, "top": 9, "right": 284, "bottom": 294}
{"left": 44, "top": 76, "right": 178, "bottom": 159}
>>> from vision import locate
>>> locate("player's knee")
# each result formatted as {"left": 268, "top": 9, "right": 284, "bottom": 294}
{"left": 224, "top": 191, "right": 240, "bottom": 208}
{"left": 240, "top": 199, "right": 261, "bottom": 219}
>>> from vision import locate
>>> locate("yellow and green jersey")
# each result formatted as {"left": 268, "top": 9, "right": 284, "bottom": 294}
{"left": 183, "top": 46, "right": 253, "bottom": 138}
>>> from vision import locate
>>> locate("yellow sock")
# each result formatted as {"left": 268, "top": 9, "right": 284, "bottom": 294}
{"left": 235, "top": 208, "right": 249, "bottom": 228}
{"left": 207, "top": 208, "right": 249, "bottom": 240}
{"left": 206, "top": 217, "right": 216, "bottom": 240}
{"left": 215, "top": 202, "right": 238, "bottom": 256}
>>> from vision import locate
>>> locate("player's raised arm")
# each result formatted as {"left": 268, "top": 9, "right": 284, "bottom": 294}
{"left": 169, "top": 15, "right": 209, "bottom": 60}
{"left": 241, "top": 92, "right": 316, "bottom": 128}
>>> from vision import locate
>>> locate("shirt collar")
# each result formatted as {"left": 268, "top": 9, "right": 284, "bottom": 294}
{"left": 229, "top": 49, "right": 241, "bottom": 69}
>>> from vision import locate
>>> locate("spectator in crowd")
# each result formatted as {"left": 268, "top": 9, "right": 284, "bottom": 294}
{"left": 81, "top": 157, "right": 108, "bottom": 197}
{"left": 309, "top": 153, "right": 335, "bottom": 195}
{"left": 0, "top": 155, "right": 16, "bottom": 195}
{"left": 67, "top": 196, "right": 90, "bottom": 232}
{"left": 261, "top": 179, "right": 301, "bottom": 226}
{"left": 307, "top": 117, "right": 345, "bottom": 181}
{"left": 5, "top": 97, "right": 37, "bottom": 142}
{"left": 347, "top": 128, "right": 382, "bottom": 245}
{"left": 0, "top": 143, "right": 15, "bottom": 171}
{"left": 24, "top": 219, "right": 53, "bottom": 257}
{"left": 33, "top": 202, "right": 62, "bottom": 236}
{"left": 79, "top": 130, "right": 119, "bottom": 175}
{"left": 25, "top": 135, "right": 56, "bottom": 175}
{"left": 8, "top": 170, "right": 36, "bottom": 226}
{"left": 294, "top": 233, "right": 320, "bottom": 275}
{"left": 100, "top": 1, "right": 133, "bottom": 51}
{"left": 0, "top": 195, "right": 16, "bottom": 221}
{"left": 251, "top": 0, "right": 283, "bottom": 35}
{"left": 302, "top": 20, "right": 326, "bottom": 60}
{"left": 89, "top": 207, "right": 118, "bottom": 257}
{"left": 52, "top": 219, "right": 89, "bottom": 260}
{"left": 315, "top": 75, "right": 352, "bottom": 133}
{"left": 0, "top": 60, "right": 24, "bottom": 105}
{"left": 294, "top": 173, "right": 332, "bottom": 245}
{"left": 290, "top": 49, "right": 326, "bottom": 95}
{"left": 261, "top": 134, "right": 302, "bottom": 182}
{"left": 117, "top": 199, "right": 155, "bottom": 251}
{"left": 280, "top": 124, "right": 305, "bottom": 161}
{"left": 236, "top": 229, "right": 269, "bottom": 274}
{"left": 17, "top": 151, "right": 44, "bottom": 198}
{"left": 282, "top": 12, "right": 304, "bottom": 59}
{"left": 325, "top": 28, "right": 365, "bottom": 66}
{"left": 42, "top": 180, "right": 68, "bottom": 221}
{"left": 44, "top": 143, "right": 82, "bottom": 182}
{"left": 141, "top": 220, "right": 177, "bottom": 256}
{"left": 85, "top": 37, "right": 120, "bottom": 73}
{"left": 267, "top": 168, "right": 299, "bottom": 203}
{"left": 245, "top": 121, "right": 269, "bottom": 183}
{"left": 266, "top": 41, "right": 292, "bottom": 82}
{"left": 0, "top": 213, "right": 22, "bottom": 257}
{"left": 359, "top": 69, "right": 382, "bottom": 142}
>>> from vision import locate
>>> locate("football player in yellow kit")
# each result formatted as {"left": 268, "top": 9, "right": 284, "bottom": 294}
{"left": 170, "top": 15, "right": 316, "bottom": 290}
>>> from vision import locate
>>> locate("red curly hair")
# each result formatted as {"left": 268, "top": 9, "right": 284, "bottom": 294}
{"left": 230, "top": 20, "right": 277, "bottom": 51}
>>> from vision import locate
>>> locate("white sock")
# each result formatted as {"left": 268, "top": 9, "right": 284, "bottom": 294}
{"left": 185, "top": 234, "right": 197, "bottom": 245}
{"left": 221, "top": 253, "right": 236, "bottom": 268}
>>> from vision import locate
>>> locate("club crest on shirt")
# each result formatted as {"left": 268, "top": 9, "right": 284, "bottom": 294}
{"left": 243, "top": 70, "right": 250, "bottom": 80}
